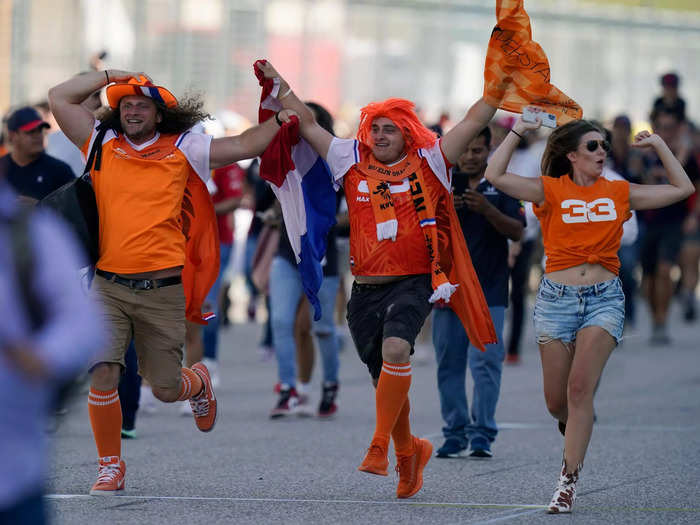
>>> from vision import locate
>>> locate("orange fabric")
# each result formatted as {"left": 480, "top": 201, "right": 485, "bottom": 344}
{"left": 81, "top": 133, "right": 191, "bottom": 274}
{"left": 373, "top": 362, "right": 412, "bottom": 444}
{"left": 81, "top": 131, "right": 219, "bottom": 324}
{"left": 177, "top": 367, "right": 203, "bottom": 400}
{"left": 88, "top": 387, "right": 122, "bottom": 458}
{"left": 180, "top": 175, "right": 220, "bottom": 324}
{"left": 483, "top": 0, "right": 582, "bottom": 125}
{"left": 344, "top": 156, "right": 443, "bottom": 276}
{"left": 534, "top": 176, "right": 632, "bottom": 274}
{"left": 106, "top": 75, "right": 177, "bottom": 109}
{"left": 357, "top": 98, "right": 436, "bottom": 152}
{"left": 0, "top": 144, "right": 7, "bottom": 157}
{"left": 360, "top": 154, "right": 450, "bottom": 293}
{"left": 391, "top": 399, "right": 414, "bottom": 456}
{"left": 344, "top": 147, "right": 496, "bottom": 351}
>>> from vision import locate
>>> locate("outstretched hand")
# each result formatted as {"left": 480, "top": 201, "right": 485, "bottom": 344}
{"left": 631, "top": 130, "right": 663, "bottom": 150}
{"left": 256, "top": 61, "right": 290, "bottom": 94}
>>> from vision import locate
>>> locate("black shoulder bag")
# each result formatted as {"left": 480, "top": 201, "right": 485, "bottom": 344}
{"left": 39, "top": 125, "right": 109, "bottom": 266}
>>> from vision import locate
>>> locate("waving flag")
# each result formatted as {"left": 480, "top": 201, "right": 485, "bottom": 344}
{"left": 483, "top": 0, "right": 582, "bottom": 124}
{"left": 253, "top": 60, "right": 337, "bottom": 321}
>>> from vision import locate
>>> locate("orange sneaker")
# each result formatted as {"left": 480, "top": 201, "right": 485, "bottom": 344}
{"left": 395, "top": 436, "right": 432, "bottom": 498}
{"left": 358, "top": 439, "right": 389, "bottom": 476}
{"left": 89, "top": 456, "right": 125, "bottom": 496}
{"left": 190, "top": 362, "right": 218, "bottom": 432}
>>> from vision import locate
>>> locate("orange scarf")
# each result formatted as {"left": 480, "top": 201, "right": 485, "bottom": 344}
{"left": 357, "top": 153, "right": 454, "bottom": 301}
{"left": 483, "top": 0, "right": 582, "bottom": 124}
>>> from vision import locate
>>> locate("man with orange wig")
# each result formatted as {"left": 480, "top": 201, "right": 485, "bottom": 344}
{"left": 257, "top": 62, "right": 497, "bottom": 499}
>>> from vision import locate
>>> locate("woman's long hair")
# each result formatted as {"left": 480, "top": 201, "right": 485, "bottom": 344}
{"left": 99, "top": 93, "right": 210, "bottom": 135}
{"left": 541, "top": 119, "right": 604, "bottom": 178}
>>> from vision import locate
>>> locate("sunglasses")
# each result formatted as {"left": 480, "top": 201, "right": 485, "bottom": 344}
{"left": 585, "top": 139, "right": 610, "bottom": 153}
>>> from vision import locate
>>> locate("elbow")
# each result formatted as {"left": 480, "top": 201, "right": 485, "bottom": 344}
{"left": 683, "top": 184, "right": 696, "bottom": 199}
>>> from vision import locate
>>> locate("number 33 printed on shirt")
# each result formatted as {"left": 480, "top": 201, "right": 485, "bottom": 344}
{"left": 561, "top": 198, "right": 618, "bottom": 223}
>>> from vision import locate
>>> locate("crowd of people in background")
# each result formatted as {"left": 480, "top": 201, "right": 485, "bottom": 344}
{"left": 1, "top": 58, "right": 698, "bottom": 520}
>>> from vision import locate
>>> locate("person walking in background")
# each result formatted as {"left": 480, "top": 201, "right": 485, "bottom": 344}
{"left": 504, "top": 124, "right": 544, "bottom": 364}
{"left": 257, "top": 60, "right": 497, "bottom": 499}
{"left": 433, "top": 127, "right": 524, "bottom": 459}
{"left": 1, "top": 106, "right": 74, "bottom": 202}
{"left": 202, "top": 160, "right": 246, "bottom": 386}
{"left": 48, "top": 69, "right": 297, "bottom": 495}
{"left": 267, "top": 101, "right": 342, "bottom": 419}
{"left": 639, "top": 107, "right": 699, "bottom": 343}
{"left": 0, "top": 174, "right": 105, "bottom": 523}
{"left": 485, "top": 110, "right": 695, "bottom": 514}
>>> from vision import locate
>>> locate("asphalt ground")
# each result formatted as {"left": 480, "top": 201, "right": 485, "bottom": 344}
{"left": 46, "top": 298, "right": 700, "bottom": 524}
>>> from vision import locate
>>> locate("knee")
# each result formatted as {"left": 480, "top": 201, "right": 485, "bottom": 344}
{"left": 151, "top": 386, "right": 180, "bottom": 403}
{"left": 567, "top": 376, "right": 593, "bottom": 409}
{"left": 90, "top": 363, "right": 121, "bottom": 390}
{"left": 544, "top": 393, "right": 567, "bottom": 421}
{"left": 382, "top": 337, "right": 411, "bottom": 363}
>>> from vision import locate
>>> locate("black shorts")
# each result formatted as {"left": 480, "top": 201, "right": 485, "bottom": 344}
{"left": 346, "top": 274, "right": 433, "bottom": 380}
{"left": 640, "top": 225, "right": 683, "bottom": 274}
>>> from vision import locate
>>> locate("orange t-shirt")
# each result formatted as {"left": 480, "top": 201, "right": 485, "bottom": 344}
{"left": 534, "top": 175, "right": 632, "bottom": 275}
{"left": 81, "top": 125, "right": 212, "bottom": 274}
{"left": 327, "top": 138, "right": 453, "bottom": 276}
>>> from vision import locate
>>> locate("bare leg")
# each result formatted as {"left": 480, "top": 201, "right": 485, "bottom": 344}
{"left": 564, "top": 326, "right": 615, "bottom": 472}
{"left": 539, "top": 340, "right": 574, "bottom": 424}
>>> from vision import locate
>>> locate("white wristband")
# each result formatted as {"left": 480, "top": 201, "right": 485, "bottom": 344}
{"left": 278, "top": 86, "right": 293, "bottom": 100}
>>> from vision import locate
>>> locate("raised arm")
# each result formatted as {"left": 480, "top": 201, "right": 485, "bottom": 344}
{"left": 209, "top": 112, "right": 296, "bottom": 169}
{"left": 628, "top": 131, "right": 695, "bottom": 210}
{"left": 255, "top": 61, "right": 334, "bottom": 160}
{"left": 440, "top": 98, "right": 496, "bottom": 165}
{"left": 48, "top": 69, "right": 141, "bottom": 148}
{"left": 484, "top": 116, "right": 545, "bottom": 204}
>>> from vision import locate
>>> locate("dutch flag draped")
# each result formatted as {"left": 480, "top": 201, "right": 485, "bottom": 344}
{"left": 254, "top": 60, "right": 337, "bottom": 321}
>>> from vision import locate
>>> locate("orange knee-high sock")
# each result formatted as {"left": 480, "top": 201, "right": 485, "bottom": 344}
{"left": 177, "top": 367, "right": 203, "bottom": 401}
{"left": 372, "top": 362, "right": 411, "bottom": 445}
{"left": 88, "top": 387, "right": 122, "bottom": 459}
{"left": 391, "top": 398, "right": 415, "bottom": 455}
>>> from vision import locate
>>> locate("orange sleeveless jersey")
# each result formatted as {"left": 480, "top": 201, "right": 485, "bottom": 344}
{"left": 81, "top": 129, "right": 208, "bottom": 274}
{"left": 534, "top": 175, "right": 632, "bottom": 275}
{"left": 343, "top": 157, "right": 449, "bottom": 276}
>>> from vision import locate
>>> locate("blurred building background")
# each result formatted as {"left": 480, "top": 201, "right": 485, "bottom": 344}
{"left": 1, "top": 0, "right": 699, "bottom": 128}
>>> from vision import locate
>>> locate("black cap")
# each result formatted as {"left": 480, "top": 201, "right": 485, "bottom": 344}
{"left": 6, "top": 106, "right": 50, "bottom": 132}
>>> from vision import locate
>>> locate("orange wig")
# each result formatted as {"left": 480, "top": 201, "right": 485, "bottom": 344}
{"left": 357, "top": 98, "right": 437, "bottom": 153}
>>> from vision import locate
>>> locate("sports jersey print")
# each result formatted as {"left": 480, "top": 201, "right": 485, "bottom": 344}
{"left": 327, "top": 138, "right": 452, "bottom": 276}
{"left": 81, "top": 123, "right": 212, "bottom": 274}
{"left": 534, "top": 175, "right": 632, "bottom": 275}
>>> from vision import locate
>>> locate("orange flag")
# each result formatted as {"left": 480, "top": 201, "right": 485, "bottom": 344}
{"left": 483, "top": 0, "right": 582, "bottom": 124}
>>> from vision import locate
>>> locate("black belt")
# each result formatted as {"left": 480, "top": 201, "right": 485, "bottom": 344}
{"left": 96, "top": 269, "right": 181, "bottom": 290}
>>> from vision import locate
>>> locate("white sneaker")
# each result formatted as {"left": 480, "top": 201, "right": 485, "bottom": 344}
{"left": 294, "top": 393, "right": 314, "bottom": 417}
{"left": 547, "top": 463, "right": 579, "bottom": 514}
{"left": 139, "top": 385, "right": 158, "bottom": 415}
{"left": 202, "top": 358, "right": 220, "bottom": 389}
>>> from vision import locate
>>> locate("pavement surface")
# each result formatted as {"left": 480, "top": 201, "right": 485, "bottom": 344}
{"left": 46, "top": 299, "right": 700, "bottom": 524}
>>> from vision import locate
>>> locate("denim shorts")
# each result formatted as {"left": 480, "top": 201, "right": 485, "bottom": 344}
{"left": 533, "top": 276, "right": 625, "bottom": 346}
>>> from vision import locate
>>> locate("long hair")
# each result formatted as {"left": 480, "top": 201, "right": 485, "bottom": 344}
{"left": 541, "top": 119, "right": 604, "bottom": 178}
{"left": 99, "top": 93, "right": 211, "bottom": 135}
{"left": 357, "top": 98, "right": 436, "bottom": 152}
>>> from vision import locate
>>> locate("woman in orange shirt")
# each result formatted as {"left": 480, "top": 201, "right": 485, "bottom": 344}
{"left": 484, "top": 112, "right": 695, "bottom": 514}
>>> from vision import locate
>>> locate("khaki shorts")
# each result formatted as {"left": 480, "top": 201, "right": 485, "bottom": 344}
{"left": 91, "top": 274, "right": 185, "bottom": 389}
